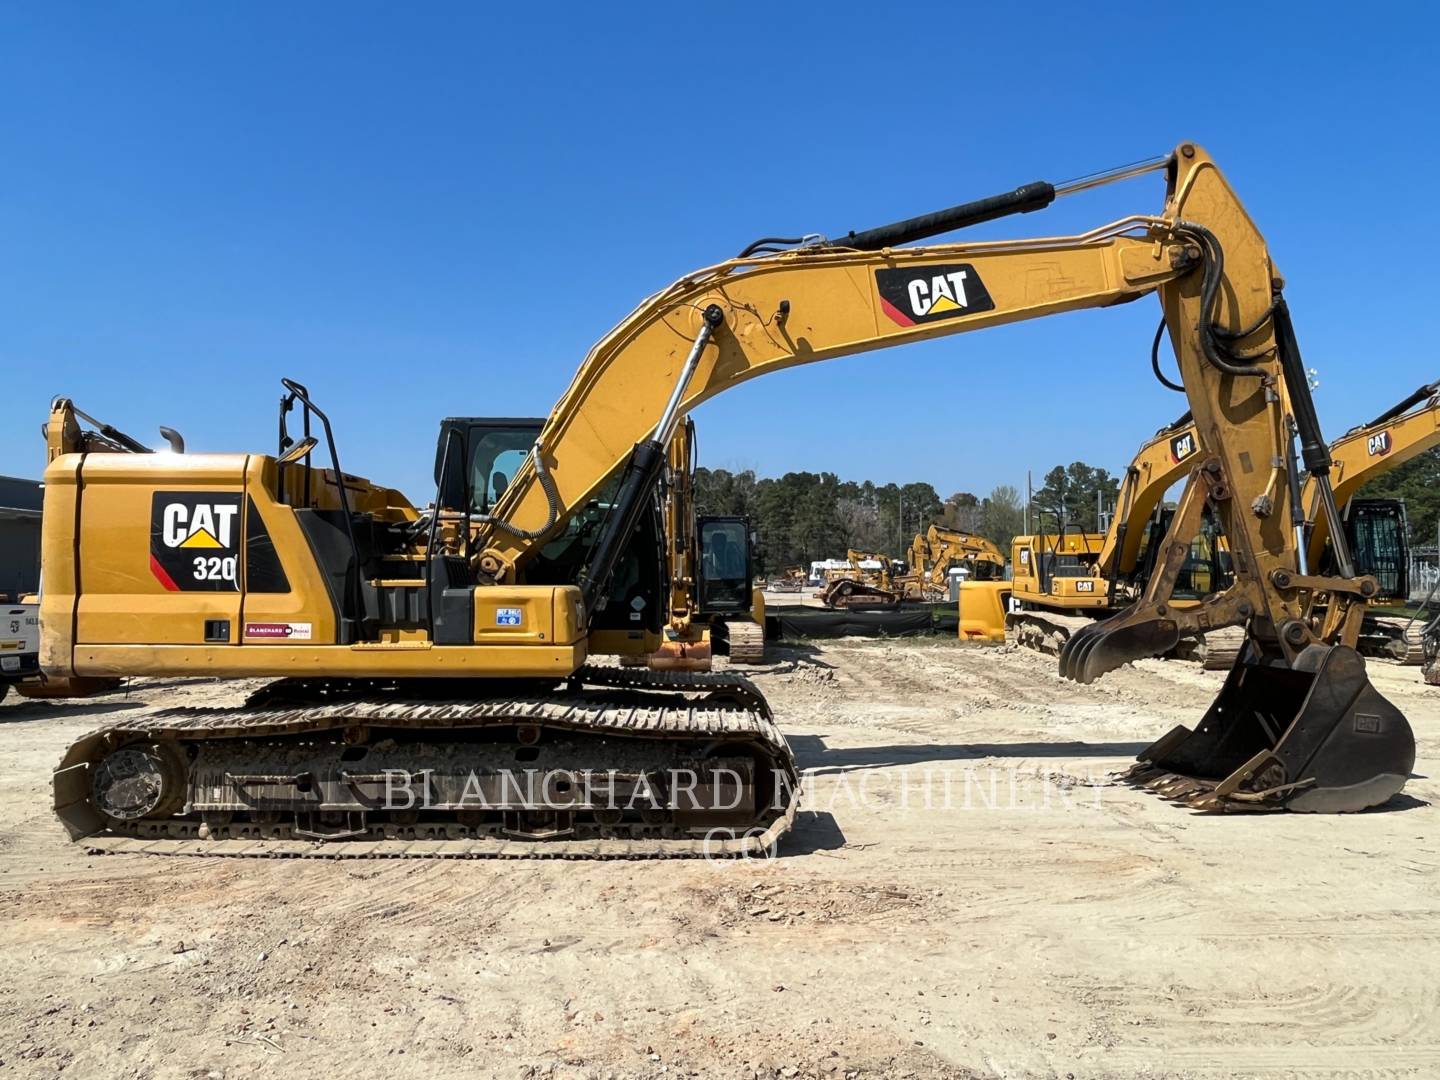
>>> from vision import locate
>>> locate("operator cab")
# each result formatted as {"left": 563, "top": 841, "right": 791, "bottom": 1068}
{"left": 1337, "top": 498, "right": 1409, "bottom": 601}
{"left": 696, "top": 516, "right": 755, "bottom": 616}
{"left": 434, "top": 417, "right": 666, "bottom": 636}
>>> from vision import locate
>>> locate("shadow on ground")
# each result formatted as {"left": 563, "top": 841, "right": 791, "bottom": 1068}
{"left": 779, "top": 810, "right": 847, "bottom": 857}
{"left": 788, "top": 733, "right": 1149, "bottom": 774}
{"left": 0, "top": 699, "right": 145, "bottom": 724}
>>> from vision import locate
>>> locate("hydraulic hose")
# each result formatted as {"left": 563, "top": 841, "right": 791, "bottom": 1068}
{"left": 1150, "top": 319, "right": 1185, "bottom": 392}
{"left": 1174, "top": 221, "right": 1268, "bottom": 379}
{"left": 473, "top": 441, "right": 561, "bottom": 541}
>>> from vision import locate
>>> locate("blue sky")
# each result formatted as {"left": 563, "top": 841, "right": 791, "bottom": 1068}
{"left": 3, "top": 4, "right": 1437, "bottom": 503}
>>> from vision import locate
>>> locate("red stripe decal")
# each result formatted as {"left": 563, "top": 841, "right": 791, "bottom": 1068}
{"left": 150, "top": 554, "right": 180, "bottom": 592}
{"left": 879, "top": 297, "right": 915, "bottom": 327}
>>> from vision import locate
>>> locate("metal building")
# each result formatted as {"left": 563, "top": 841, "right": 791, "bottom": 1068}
{"left": 0, "top": 476, "right": 42, "bottom": 600}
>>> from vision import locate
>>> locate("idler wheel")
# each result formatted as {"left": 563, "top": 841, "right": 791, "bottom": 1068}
{"left": 92, "top": 743, "right": 186, "bottom": 821}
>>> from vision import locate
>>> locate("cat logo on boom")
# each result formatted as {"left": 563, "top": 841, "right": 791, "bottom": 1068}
{"left": 1368, "top": 430, "right": 1393, "bottom": 457}
{"left": 876, "top": 264, "right": 995, "bottom": 327}
{"left": 1170, "top": 430, "right": 1198, "bottom": 463}
{"left": 149, "top": 492, "right": 242, "bottom": 592}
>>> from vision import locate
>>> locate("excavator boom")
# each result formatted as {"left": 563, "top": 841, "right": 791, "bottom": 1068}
{"left": 1304, "top": 380, "right": 1440, "bottom": 567}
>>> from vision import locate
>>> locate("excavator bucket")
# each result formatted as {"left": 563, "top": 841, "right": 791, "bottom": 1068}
{"left": 1123, "top": 644, "right": 1415, "bottom": 812}
{"left": 1058, "top": 615, "right": 1181, "bottom": 684}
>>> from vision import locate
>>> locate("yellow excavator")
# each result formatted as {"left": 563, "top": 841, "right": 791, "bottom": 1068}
{"left": 44, "top": 143, "right": 1415, "bottom": 860}
{"left": 821, "top": 531, "right": 1004, "bottom": 608}
{"left": 1004, "top": 410, "right": 1203, "bottom": 652}
{"left": 1301, "top": 381, "right": 1440, "bottom": 662}
{"left": 999, "top": 381, "right": 1440, "bottom": 664}
{"left": 900, "top": 525, "right": 1006, "bottom": 601}
{"left": 650, "top": 418, "right": 767, "bottom": 668}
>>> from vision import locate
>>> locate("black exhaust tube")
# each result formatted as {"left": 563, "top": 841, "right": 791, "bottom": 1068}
{"left": 830, "top": 181, "right": 1055, "bottom": 251}
{"left": 577, "top": 439, "right": 668, "bottom": 617}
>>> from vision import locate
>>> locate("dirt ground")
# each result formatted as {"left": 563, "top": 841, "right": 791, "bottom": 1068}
{"left": 1, "top": 639, "right": 1437, "bottom": 1080}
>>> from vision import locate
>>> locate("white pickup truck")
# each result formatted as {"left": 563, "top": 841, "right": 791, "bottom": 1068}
{"left": 1, "top": 598, "right": 39, "bottom": 702}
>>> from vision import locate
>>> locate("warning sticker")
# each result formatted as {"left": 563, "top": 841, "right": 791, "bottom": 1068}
{"left": 244, "top": 622, "right": 312, "bottom": 640}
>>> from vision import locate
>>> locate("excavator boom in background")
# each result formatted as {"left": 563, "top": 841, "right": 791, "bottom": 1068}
{"left": 1001, "top": 379, "right": 1440, "bottom": 666}
{"left": 43, "top": 143, "right": 1415, "bottom": 859}
{"left": 900, "top": 525, "right": 1006, "bottom": 601}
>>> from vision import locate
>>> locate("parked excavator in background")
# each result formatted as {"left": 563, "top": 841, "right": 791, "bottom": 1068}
{"left": 994, "top": 380, "right": 1440, "bottom": 666}
{"left": 1001, "top": 411, "right": 1219, "bottom": 656}
{"left": 651, "top": 418, "right": 766, "bottom": 668}
{"left": 1302, "top": 380, "right": 1440, "bottom": 663}
{"left": 898, "top": 525, "right": 1006, "bottom": 600}
{"left": 42, "top": 144, "right": 1416, "bottom": 861}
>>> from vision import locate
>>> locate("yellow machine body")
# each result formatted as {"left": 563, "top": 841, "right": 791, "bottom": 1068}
{"left": 42, "top": 143, "right": 1418, "bottom": 856}
{"left": 42, "top": 452, "right": 586, "bottom": 681}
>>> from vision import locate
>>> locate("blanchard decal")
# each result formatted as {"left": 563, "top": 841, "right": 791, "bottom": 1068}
{"left": 244, "top": 621, "right": 312, "bottom": 640}
{"left": 496, "top": 607, "right": 523, "bottom": 626}
{"left": 1170, "top": 430, "right": 1199, "bottom": 463}
{"left": 1368, "top": 430, "right": 1392, "bottom": 457}
{"left": 876, "top": 264, "right": 995, "bottom": 327}
{"left": 150, "top": 492, "right": 241, "bottom": 592}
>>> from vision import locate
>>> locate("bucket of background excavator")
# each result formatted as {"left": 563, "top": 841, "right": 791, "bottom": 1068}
{"left": 1058, "top": 614, "right": 1180, "bottom": 684}
{"left": 648, "top": 639, "right": 713, "bottom": 672}
{"left": 1130, "top": 644, "right": 1414, "bottom": 813}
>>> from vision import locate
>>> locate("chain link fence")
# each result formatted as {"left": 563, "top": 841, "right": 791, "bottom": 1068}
{"left": 1410, "top": 545, "right": 1439, "bottom": 603}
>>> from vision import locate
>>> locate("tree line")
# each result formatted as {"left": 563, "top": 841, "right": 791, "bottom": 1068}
{"left": 690, "top": 445, "right": 1440, "bottom": 575}
{"left": 691, "top": 460, "right": 1121, "bottom": 573}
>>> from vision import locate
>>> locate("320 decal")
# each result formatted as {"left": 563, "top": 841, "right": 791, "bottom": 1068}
{"left": 150, "top": 492, "right": 242, "bottom": 592}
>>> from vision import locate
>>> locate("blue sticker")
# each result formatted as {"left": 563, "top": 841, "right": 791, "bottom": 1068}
{"left": 496, "top": 607, "right": 523, "bottom": 626}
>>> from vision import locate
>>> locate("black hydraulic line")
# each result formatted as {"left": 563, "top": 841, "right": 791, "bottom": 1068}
{"left": 87, "top": 420, "right": 151, "bottom": 454}
{"left": 742, "top": 153, "right": 1168, "bottom": 256}
{"left": 1273, "top": 295, "right": 1356, "bottom": 579}
{"left": 1361, "top": 379, "right": 1440, "bottom": 429}
{"left": 1162, "top": 408, "right": 1194, "bottom": 434}
{"left": 829, "top": 181, "right": 1055, "bottom": 251}
{"left": 1150, "top": 318, "right": 1185, "bottom": 393}
{"left": 737, "top": 235, "right": 808, "bottom": 258}
{"left": 1284, "top": 415, "right": 1311, "bottom": 573}
{"left": 1174, "top": 222, "right": 1267, "bottom": 379}
{"left": 1108, "top": 472, "right": 1138, "bottom": 608}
